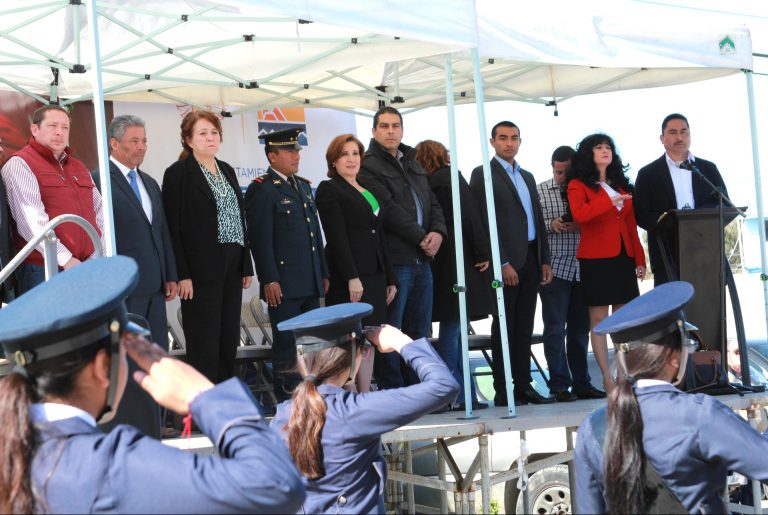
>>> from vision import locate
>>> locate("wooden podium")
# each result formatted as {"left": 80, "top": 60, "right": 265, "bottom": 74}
{"left": 652, "top": 207, "right": 743, "bottom": 351}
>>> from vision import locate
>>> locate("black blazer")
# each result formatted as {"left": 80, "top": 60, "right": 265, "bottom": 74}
{"left": 428, "top": 166, "right": 494, "bottom": 321}
{"left": 470, "top": 158, "right": 550, "bottom": 271}
{"left": 162, "top": 154, "right": 253, "bottom": 282}
{"left": 315, "top": 176, "right": 395, "bottom": 285}
{"left": 634, "top": 154, "right": 729, "bottom": 278}
{"left": 358, "top": 139, "right": 447, "bottom": 266}
{"left": 93, "top": 162, "right": 178, "bottom": 297}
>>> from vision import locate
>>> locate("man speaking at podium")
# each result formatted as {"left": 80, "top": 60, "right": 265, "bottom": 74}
{"left": 634, "top": 113, "right": 730, "bottom": 286}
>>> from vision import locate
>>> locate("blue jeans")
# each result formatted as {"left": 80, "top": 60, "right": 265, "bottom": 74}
{"left": 539, "top": 276, "right": 592, "bottom": 393}
{"left": 436, "top": 316, "right": 478, "bottom": 404}
{"left": 374, "top": 262, "right": 433, "bottom": 389}
{"left": 16, "top": 262, "right": 46, "bottom": 296}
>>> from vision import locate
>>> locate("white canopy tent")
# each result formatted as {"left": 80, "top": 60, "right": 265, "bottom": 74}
{"left": 1, "top": 0, "right": 765, "bottom": 429}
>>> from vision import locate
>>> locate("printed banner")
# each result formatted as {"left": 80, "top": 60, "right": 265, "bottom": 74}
{"left": 112, "top": 102, "right": 357, "bottom": 190}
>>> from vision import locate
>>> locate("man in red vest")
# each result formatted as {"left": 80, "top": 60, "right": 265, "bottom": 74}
{"left": 0, "top": 105, "right": 103, "bottom": 295}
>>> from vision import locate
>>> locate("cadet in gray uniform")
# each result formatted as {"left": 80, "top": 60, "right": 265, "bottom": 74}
{"left": 0, "top": 256, "right": 304, "bottom": 514}
{"left": 245, "top": 128, "right": 329, "bottom": 400}
{"left": 270, "top": 303, "right": 459, "bottom": 514}
{"left": 575, "top": 281, "right": 768, "bottom": 514}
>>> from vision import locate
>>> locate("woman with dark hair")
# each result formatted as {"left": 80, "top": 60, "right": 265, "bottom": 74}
{"left": 575, "top": 281, "right": 768, "bottom": 514}
{"left": 162, "top": 110, "right": 253, "bottom": 383}
{"left": 566, "top": 133, "right": 646, "bottom": 394}
{"left": 415, "top": 139, "right": 494, "bottom": 410}
{"left": 270, "top": 303, "right": 459, "bottom": 514}
{"left": 315, "top": 134, "right": 397, "bottom": 391}
{"left": 0, "top": 256, "right": 303, "bottom": 514}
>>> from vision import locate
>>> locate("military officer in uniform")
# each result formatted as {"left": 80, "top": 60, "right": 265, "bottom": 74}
{"left": 0, "top": 256, "right": 304, "bottom": 513}
{"left": 575, "top": 281, "right": 768, "bottom": 514}
{"left": 245, "top": 128, "right": 329, "bottom": 400}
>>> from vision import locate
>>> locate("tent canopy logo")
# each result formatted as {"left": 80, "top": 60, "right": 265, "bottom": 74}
{"left": 719, "top": 35, "right": 736, "bottom": 55}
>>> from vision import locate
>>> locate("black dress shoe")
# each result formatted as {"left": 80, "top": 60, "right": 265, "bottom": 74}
{"left": 493, "top": 393, "right": 508, "bottom": 407}
{"left": 574, "top": 386, "right": 607, "bottom": 400}
{"left": 552, "top": 390, "right": 578, "bottom": 402}
{"left": 514, "top": 387, "right": 556, "bottom": 405}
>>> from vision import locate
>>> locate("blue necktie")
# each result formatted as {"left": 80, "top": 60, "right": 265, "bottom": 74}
{"left": 127, "top": 169, "right": 142, "bottom": 204}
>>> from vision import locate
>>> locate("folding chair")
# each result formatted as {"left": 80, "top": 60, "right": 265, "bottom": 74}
{"left": 236, "top": 297, "right": 276, "bottom": 405}
{"left": 165, "top": 299, "right": 186, "bottom": 359}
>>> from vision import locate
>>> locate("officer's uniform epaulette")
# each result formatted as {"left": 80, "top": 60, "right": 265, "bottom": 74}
{"left": 253, "top": 176, "right": 265, "bottom": 184}
{"left": 296, "top": 176, "right": 312, "bottom": 185}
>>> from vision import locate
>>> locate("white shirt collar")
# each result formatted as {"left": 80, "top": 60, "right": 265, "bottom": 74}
{"left": 635, "top": 378, "right": 669, "bottom": 389}
{"left": 110, "top": 155, "right": 135, "bottom": 178}
{"left": 31, "top": 402, "right": 97, "bottom": 427}
{"left": 271, "top": 167, "right": 291, "bottom": 182}
{"left": 665, "top": 151, "right": 695, "bottom": 170}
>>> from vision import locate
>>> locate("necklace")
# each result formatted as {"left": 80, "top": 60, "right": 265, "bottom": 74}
{"left": 199, "top": 161, "right": 229, "bottom": 198}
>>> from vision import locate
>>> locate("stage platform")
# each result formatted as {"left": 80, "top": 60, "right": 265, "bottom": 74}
{"left": 164, "top": 390, "right": 768, "bottom": 514}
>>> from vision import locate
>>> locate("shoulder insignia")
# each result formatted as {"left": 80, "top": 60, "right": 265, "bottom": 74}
{"left": 253, "top": 176, "right": 265, "bottom": 184}
{"left": 296, "top": 175, "right": 312, "bottom": 185}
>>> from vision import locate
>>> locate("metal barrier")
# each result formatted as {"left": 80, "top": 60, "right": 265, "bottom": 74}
{"left": 0, "top": 214, "right": 103, "bottom": 288}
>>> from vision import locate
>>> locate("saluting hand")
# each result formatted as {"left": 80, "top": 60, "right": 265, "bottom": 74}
{"left": 124, "top": 334, "right": 213, "bottom": 415}
{"left": 365, "top": 324, "right": 411, "bottom": 354}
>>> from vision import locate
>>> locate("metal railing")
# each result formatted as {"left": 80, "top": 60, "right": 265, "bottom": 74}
{"left": 0, "top": 214, "right": 103, "bottom": 288}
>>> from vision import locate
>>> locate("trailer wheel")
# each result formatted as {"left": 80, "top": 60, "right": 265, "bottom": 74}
{"left": 505, "top": 464, "right": 571, "bottom": 514}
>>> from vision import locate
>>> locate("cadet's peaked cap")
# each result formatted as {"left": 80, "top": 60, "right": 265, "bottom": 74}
{"left": 0, "top": 256, "right": 138, "bottom": 364}
{"left": 263, "top": 127, "right": 302, "bottom": 150}
{"left": 594, "top": 281, "right": 695, "bottom": 344}
{"left": 278, "top": 303, "right": 373, "bottom": 354}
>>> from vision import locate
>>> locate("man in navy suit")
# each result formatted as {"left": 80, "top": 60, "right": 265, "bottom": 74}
{"left": 470, "top": 121, "right": 554, "bottom": 406}
{"left": 93, "top": 114, "right": 178, "bottom": 437}
{"left": 245, "top": 128, "right": 329, "bottom": 401}
{"left": 635, "top": 113, "right": 730, "bottom": 285}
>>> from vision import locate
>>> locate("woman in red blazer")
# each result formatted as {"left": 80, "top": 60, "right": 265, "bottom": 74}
{"left": 566, "top": 133, "right": 646, "bottom": 393}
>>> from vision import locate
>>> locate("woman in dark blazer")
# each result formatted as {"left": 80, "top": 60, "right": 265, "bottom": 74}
{"left": 315, "top": 134, "right": 397, "bottom": 391}
{"left": 416, "top": 140, "right": 494, "bottom": 409}
{"left": 566, "top": 133, "right": 645, "bottom": 394}
{"left": 162, "top": 110, "right": 253, "bottom": 383}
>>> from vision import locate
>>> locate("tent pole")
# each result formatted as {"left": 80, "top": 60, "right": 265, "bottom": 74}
{"left": 745, "top": 70, "right": 768, "bottom": 336}
{"left": 85, "top": 0, "right": 115, "bottom": 256}
{"left": 444, "top": 53, "right": 476, "bottom": 421}
{"left": 471, "top": 47, "right": 515, "bottom": 417}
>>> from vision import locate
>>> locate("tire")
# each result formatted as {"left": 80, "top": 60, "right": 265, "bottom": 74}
{"left": 505, "top": 464, "right": 571, "bottom": 514}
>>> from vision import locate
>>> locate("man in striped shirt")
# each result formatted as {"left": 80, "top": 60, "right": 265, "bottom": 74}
{"left": 1, "top": 105, "right": 103, "bottom": 295}
{"left": 537, "top": 146, "right": 605, "bottom": 401}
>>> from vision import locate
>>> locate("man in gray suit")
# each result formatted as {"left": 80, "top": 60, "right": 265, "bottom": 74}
{"left": 95, "top": 114, "right": 178, "bottom": 437}
{"left": 470, "top": 120, "right": 553, "bottom": 407}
